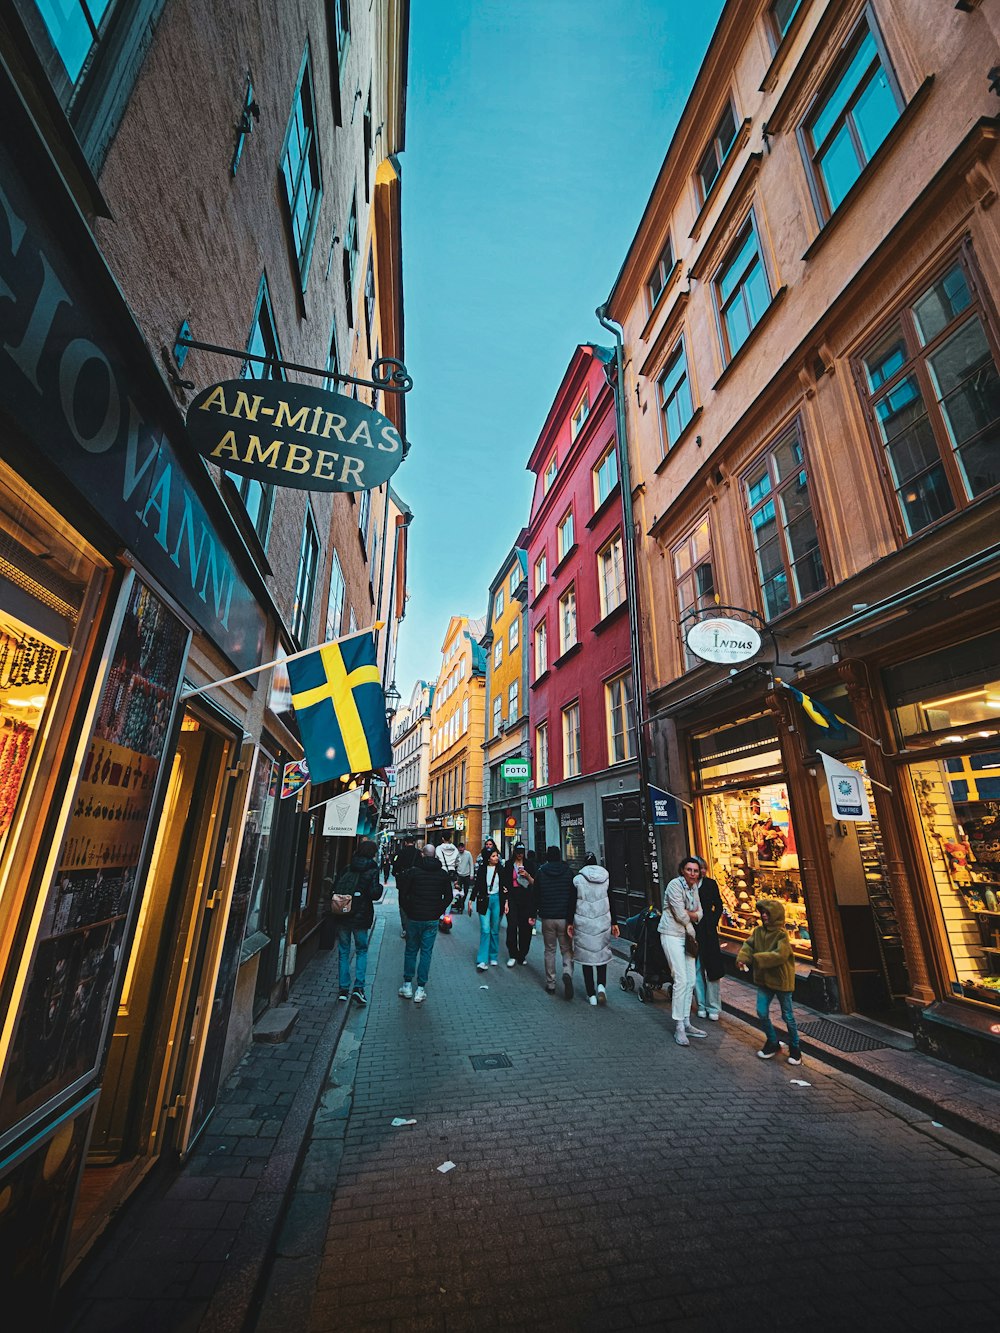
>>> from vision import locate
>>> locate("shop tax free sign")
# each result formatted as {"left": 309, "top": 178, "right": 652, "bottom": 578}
{"left": 187, "top": 380, "right": 405, "bottom": 493}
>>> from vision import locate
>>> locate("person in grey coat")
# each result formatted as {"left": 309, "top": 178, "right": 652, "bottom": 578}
{"left": 569, "top": 853, "right": 620, "bottom": 1006}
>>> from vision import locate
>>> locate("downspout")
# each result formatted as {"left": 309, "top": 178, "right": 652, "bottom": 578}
{"left": 595, "top": 305, "right": 661, "bottom": 904}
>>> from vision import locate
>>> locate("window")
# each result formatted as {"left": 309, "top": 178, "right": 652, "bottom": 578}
{"left": 593, "top": 442, "right": 619, "bottom": 507}
{"left": 745, "top": 428, "right": 826, "bottom": 619}
{"left": 230, "top": 280, "right": 281, "bottom": 541}
{"left": 562, "top": 703, "right": 581, "bottom": 778}
{"left": 363, "top": 248, "right": 375, "bottom": 355}
{"left": 462, "top": 698, "right": 469, "bottom": 732}
{"left": 558, "top": 587, "right": 577, "bottom": 654}
{"left": 802, "top": 18, "right": 902, "bottom": 216}
{"left": 648, "top": 238, "right": 675, "bottom": 307}
{"left": 349, "top": 607, "right": 358, "bottom": 633}
{"left": 659, "top": 340, "right": 695, "bottom": 448}
{"left": 291, "top": 508, "right": 320, "bottom": 643}
{"left": 543, "top": 454, "right": 558, "bottom": 493}
{"left": 606, "top": 673, "right": 636, "bottom": 764}
{"left": 493, "top": 695, "right": 503, "bottom": 737}
{"left": 536, "top": 723, "right": 549, "bottom": 787}
{"left": 534, "top": 552, "right": 547, "bottom": 597}
{"left": 494, "top": 589, "right": 504, "bottom": 620}
{"left": 325, "top": 550, "right": 346, "bottom": 640}
{"left": 343, "top": 193, "right": 358, "bottom": 324}
{"left": 363, "top": 88, "right": 372, "bottom": 199}
{"left": 509, "top": 565, "right": 520, "bottom": 595}
{"left": 697, "top": 100, "right": 738, "bottom": 200}
{"left": 857, "top": 257, "right": 1000, "bottom": 535}
{"left": 493, "top": 639, "right": 503, "bottom": 670}
{"left": 557, "top": 510, "right": 575, "bottom": 562}
{"left": 332, "top": 0, "right": 350, "bottom": 70}
{"left": 324, "top": 321, "right": 341, "bottom": 390}
{"left": 768, "top": 0, "right": 802, "bottom": 44}
{"left": 281, "top": 52, "right": 323, "bottom": 286}
{"left": 715, "top": 216, "right": 772, "bottom": 361}
{"left": 508, "top": 682, "right": 518, "bottom": 724}
{"left": 534, "top": 619, "right": 548, "bottom": 678}
{"left": 508, "top": 618, "right": 519, "bottom": 652}
{"left": 358, "top": 486, "right": 371, "bottom": 545}
{"left": 598, "top": 534, "right": 627, "bottom": 617}
{"left": 571, "top": 391, "right": 590, "bottom": 439}
{"left": 460, "top": 657, "right": 466, "bottom": 679}
{"left": 673, "top": 516, "right": 716, "bottom": 669}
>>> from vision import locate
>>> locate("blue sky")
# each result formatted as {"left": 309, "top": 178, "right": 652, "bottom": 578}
{"left": 393, "top": 0, "right": 726, "bottom": 697}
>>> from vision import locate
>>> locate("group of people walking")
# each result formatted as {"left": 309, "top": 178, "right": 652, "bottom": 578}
{"left": 332, "top": 833, "right": 803, "bottom": 1064}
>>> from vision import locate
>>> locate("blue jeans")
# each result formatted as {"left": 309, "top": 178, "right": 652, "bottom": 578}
{"left": 477, "top": 894, "right": 502, "bottom": 966}
{"left": 404, "top": 919, "right": 438, "bottom": 987}
{"left": 694, "top": 967, "right": 720, "bottom": 1017}
{"left": 338, "top": 927, "right": 369, "bottom": 991}
{"left": 756, "top": 986, "right": 799, "bottom": 1046}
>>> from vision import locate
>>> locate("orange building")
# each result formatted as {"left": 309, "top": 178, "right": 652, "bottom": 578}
{"left": 606, "top": 0, "right": 1000, "bottom": 1076}
{"left": 481, "top": 543, "right": 529, "bottom": 855}
{"left": 426, "top": 616, "right": 486, "bottom": 852}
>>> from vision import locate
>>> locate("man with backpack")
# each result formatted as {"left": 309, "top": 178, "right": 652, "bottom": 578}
{"left": 327, "top": 838, "right": 383, "bottom": 1005}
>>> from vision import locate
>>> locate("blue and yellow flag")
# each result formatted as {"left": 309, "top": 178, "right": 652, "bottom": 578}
{"left": 286, "top": 632, "right": 392, "bottom": 784}
{"left": 777, "top": 677, "right": 846, "bottom": 731}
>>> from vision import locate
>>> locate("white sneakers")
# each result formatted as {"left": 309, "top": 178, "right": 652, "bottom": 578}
{"left": 686, "top": 1022, "right": 708, "bottom": 1038}
{"left": 506, "top": 958, "right": 517, "bottom": 967}
{"left": 398, "top": 982, "right": 413, "bottom": 999}
{"left": 708, "top": 1012, "right": 720, "bottom": 1021}
{"left": 413, "top": 986, "right": 427, "bottom": 1004}
{"left": 588, "top": 995, "right": 598, "bottom": 1006}
{"left": 597, "top": 985, "right": 607, "bottom": 1005}
{"left": 476, "top": 962, "right": 488, "bottom": 972}
{"left": 490, "top": 960, "right": 498, "bottom": 967}
{"left": 674, "top": 1023, "right": 690, "bottom": 1046}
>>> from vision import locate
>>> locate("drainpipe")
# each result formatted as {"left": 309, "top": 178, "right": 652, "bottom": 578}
{"left": 595, "top": 305, "right": 662, "bottom": 906}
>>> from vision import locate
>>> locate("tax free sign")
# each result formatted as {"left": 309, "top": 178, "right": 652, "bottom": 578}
{"left": 187, "top": 380, "right": 405, "bottom": 493}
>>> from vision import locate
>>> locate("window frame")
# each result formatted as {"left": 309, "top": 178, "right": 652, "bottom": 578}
{"left": 767, "top": 0, "right": 804, "bottom": 50}
{"left": 230, "top": 277, "right": 281, "bottom": 545}
{"left": 291, "top": 506, "right": 320, "bottom": 645}
{"left": 798, "top": 8, "right": 904, "bottom": 223}
{"left": 533, "top": 617, "right": 548, "bottom": 678}
{"left": 605, "top": 671, "right": 636, "bottom": 765}
{"left": 658, "top": 337, "right": 696, "bottom": 451}
{"left": 713, "top": 210, "right": 774, "bottom": 365}
{"left": 493, "top": 638, "right": 503, "bottom": 670}
{"left": 597, "top": 532, "right": 627, "bottom": 619}
{"left": 647, "top": 237, "right": 675, "bottom": 309}
{"left": 507, "top": 681, "right": 518, "bottom": 725}
{"left": 543, "top": 454, "right": 558, "bottom": 493}
{"left": 325, "top": 549, "right": 346, "bottom": 641}
{"left": 494, "top": 588, "right": 504, "bottom": 621}
{"left": 536, "top": 722, "right": 549, "bottom": 787}
{"left": 570, "top": 390, "right": 590, "bottom": 440}
{"left": 492, "top": 694, "right": 503, "bottom": 737}
{"left": 279, "top": 47, "right": 323, "bottom": 291}
{"left": 593, "top": 441, "right": 619, "bottom": 508}
{"left": 672, "top": 514, "right": 717, "bottom": 670}
{"left": 343, "top": 192, "right": 358, "bottom": 326}
{"left": 562, "top": 702, "right": 582, "bottom": 779}
{"left": 556, "top": 509, "right": 575, "bottom": 563}
{"left": 332, "top": 0, "right": 351, "bottom": 73}
{"left": 558, "top": 585, "right": 578, "bottom": 656}
{"left": 363, "top": 246, "right": 376, "bottom": 356}
{"left": 508, "top": 618, "right": 519, "bottom": 652}
{"left": 534, "top": 551, "right": 547, "bottom": 597}
{"left": 696, "top": 99, "right": 739, "bottom": 203}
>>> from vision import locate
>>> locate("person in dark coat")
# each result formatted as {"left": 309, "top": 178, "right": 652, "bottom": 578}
{"left": 694, "top": 855, "right": 725, "bottom": 1021}
{"left": 392, "top": 835, "right": 417, "bottom": 938}
{"left": 534, "top": 846, "right": 577, "bottom": 998}
{"left": 398, "top": 844, "right": 451, "bottom": 1004}
{"left": 502, "top": 842, "right": 538, "bottom": 967}
{"left": 326, "top": 838, "right": 383, "bottom": 1005}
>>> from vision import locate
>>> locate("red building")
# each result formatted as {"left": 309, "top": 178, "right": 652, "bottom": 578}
{"left": 525, "top": 346, "right": 643, "bottom": 915}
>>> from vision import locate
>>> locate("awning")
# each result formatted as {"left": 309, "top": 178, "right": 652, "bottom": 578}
{"left": 799, "top": 541, "right": 1000, "bottom": 651}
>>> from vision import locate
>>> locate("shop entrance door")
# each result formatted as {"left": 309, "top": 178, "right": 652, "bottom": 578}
{"left": 603, "top": 794, "right": 647, "bottom": 921}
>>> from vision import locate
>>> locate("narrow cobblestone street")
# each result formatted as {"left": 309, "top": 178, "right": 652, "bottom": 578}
{"left": 254, "top": 890, "right": 1000, "bottom": 1333}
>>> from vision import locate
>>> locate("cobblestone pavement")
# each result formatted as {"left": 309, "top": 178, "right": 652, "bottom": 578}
{"left": 257, "top": 897, "right": 1000, "bottom": 1333}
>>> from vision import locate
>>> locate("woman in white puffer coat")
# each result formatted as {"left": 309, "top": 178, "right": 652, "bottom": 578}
{"left": 569, "top": 853, "right": 620, "bottom": 1006}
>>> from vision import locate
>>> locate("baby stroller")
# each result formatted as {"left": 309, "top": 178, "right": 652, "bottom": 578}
{"left": 620, "top": 908, "right": 672, "bottom": 1003}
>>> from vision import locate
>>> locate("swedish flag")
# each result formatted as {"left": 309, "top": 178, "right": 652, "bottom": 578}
{"left": 287, "top": 632, "right": 393, "bottom": 785}
{"left": 777, "top": 677, "right": 846, "bottom": 731}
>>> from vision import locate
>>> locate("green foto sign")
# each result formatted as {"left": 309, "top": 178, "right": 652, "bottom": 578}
{"left": 528, "top": 791, "right": 552, "bottom": 810}
{"left": 502, "top": 758, "right": 531, "bottom": 783}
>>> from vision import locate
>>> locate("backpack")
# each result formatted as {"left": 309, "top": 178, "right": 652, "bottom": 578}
{"left": 331, "top": 867, "right": 361, "bottom": 916}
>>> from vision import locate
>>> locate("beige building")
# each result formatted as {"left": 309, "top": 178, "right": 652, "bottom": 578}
{"left": 606, "top": 0, "right": 1000, "bottom": 1076}
{"left": 391, "top": 680, "right": 433, "bottom": 836}
{"left": 426, "top": 616, "right": 487, "bottom": 851}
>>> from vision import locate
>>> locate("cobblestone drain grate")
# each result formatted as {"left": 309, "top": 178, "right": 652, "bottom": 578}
{"left": 469, "top": 1053, "right": 512, "bottom": 1070}
{"left": 797, "top": 1019, "right": 889, "bottom": 1052}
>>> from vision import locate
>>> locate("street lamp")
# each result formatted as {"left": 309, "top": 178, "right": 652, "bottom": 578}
{"left": 384, "top": 681, "right": 401, "bottom": 726}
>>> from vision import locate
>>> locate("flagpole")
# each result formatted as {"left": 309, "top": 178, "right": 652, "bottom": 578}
{"left": 180, "top": 623, "right": 385, "bottom": 700}
{"left": 773, "top": 677, "right": 890, "bottom": 755}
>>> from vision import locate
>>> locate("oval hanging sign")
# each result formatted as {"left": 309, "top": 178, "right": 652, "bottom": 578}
{"left": 186, "top": 379, "right": 404, "bottom": 493}
{"left": 685, "top": 616, "right": 762, "bottom": 665}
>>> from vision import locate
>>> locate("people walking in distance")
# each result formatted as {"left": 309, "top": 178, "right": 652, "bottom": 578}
{"left": 473, "top": 847, "right": 507, "bottom": 970}
{"left": 454, "top": 841, "right": 474, "bottom": 911}
{"left": 392, "top": 834, "right": 417, "bottom": 938}
{"left": 659, "top": 857, "right": 706, "bottom": 1046}
{"left": 693, "top": 856, "right": 724, "bottom": 1022}
{"left": 569, "top": 852, "right": 619, "bottom": 1005}
{"left": 736, "top": 900, "right": 802, "bottom": 1064}
{"left": 436, "top": 831, "right": 459, "bottom": 881}
{"left": 475, "top": 837, "right": 500, "bottom": 875}
{"left": 398, "top": 844, "right": 452, "bottom": 1005}
{"left": 503, "top": 842, "right": 537, "bottom": 967}
{"left": 535, "top": 846, "right": 577, "bottom": 998}
{"left": 327, "top": 838, "right": 382, "bottom": 1006}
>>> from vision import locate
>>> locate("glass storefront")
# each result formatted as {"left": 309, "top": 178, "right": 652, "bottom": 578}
{"left": 693, "top": 713, "right": 813, "bottom": 957}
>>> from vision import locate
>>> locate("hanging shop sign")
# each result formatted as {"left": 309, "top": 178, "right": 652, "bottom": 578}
{"left": 528, "top": 792, "right": 552, "bottom": 811}
{"left": 501, "top": 757, "right": 531, "bottom": 783}
{"left": 186, "top": 380, "right": 404, "bottom": 494}
{"left": 649, "top": 785, "right": 680, "bottom": 825}
{"left": 685, "top": 616, "right": 762, "bottom": 665}
{"left": 281, "top": 759, "right": 309, "bottom": 799}
{"left": 820, "top": 751, "right": 871, "bottom": 822}
{"left": 322, "top": 785, "right": 362, "bottom": 837}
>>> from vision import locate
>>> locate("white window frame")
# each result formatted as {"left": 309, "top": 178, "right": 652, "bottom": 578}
{"left": 493, "top": 639, "right": 503, "bottom": 669}
{"left": 557, "top": 509, "right": 575, "bottom": 563}
{"left": 606, "top": 671, "right": 636, "bottom": 764}
{"left": 570, "top": 391, "right": 590, "bottom": 440}
{"left": 598, "top": 533, "right": 627, "bottom": 617}
{"left": 543, "top": 454, "right": 558, "bottom": 492}
{"left": 534, "top": 618, "right": 548, "bottom": 678}
{"left": 562, "top": 702, "right": 581, "bottom": 778}
{"left": 493, "top": 695, "right": 503, "bottom": 737}
{"left": 508, "top": 618, "right": 519, "bottom": 651}
{"left": 558, "top": 587, "right": 577, "bottom": 655}
{"left": 593, "top": 441, "right": 619, "bottom": 508}
{"left": 536, "top": 723, "right": 549, "bottom": 787}
{"left": 507, "top": 681, "right": 518, "bottom": 724}
{"left": 534, "top": 551, "right": 547, "bottom": 597}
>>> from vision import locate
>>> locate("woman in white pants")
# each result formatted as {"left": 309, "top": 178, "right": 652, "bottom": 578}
{"left": 658, "top": 857, "right": 706, "bottom": 1047}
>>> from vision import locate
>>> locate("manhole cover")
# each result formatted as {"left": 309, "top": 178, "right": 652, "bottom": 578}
{"left": 469, "top": 1053, "right": 512, "bottom": 1070}
{"left": 797, "top": 1020, "right": 888, "bottom": 1053}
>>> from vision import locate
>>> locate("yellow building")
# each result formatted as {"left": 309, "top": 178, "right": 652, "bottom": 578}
{"left": 482, "top": 544, "right": 529, "bottom": 855}
{"left": 426, "top": 616, "right": 487, "bottom": 851}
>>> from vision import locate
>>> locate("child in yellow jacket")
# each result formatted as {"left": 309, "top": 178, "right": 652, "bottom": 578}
{"left": 736, "top": 900, "right": 802, "bottom": 1065}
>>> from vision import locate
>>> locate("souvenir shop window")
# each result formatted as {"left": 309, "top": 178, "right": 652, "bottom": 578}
{"left": 908, "top": 750, "right": 1000, "bottom": 1009}
{"left": 886, "top": 629, "right": 1000, "bottom": 747}
{"left": 0, "top": 469, "right": 103, "bottom": 873}
{"left": 691, "top": 712, "right": 784, "bottom": 788}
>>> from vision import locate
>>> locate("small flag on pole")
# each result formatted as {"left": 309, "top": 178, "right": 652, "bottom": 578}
{"left": 286, "top": 632, "right": 393, "bottom": 785}
{"left": 777, "top": 678, "right": 846, "bottom": 731}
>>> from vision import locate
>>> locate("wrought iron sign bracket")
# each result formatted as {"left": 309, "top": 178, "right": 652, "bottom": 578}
{"left": 171, "top": 332, "right": 413, "bottom": 396}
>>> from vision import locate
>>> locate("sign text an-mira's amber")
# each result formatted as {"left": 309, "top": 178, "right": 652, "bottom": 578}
{"left": 186, "top": 379, "right": 405, "bottom": 493}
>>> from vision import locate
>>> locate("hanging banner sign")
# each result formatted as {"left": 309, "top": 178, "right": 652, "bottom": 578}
{"left": 501, "top": 758, "right": 531, "bottom": 783}
{"left": 186, "top": 379, "right": 404, "bottom": 493}
{"left": 685, "top": 616, "right": 762, "bottom": 665}
{"left": 819, "top": 751, "right": 871, "bottom": 822}
{"left": 322, "top": 785, "right": 363, "bottom": 837}
{"left": 649, "top": 785, "right": 680, "bottom": 825}
{"left": 281, "top": 759, "right": 310, "bottom": 799}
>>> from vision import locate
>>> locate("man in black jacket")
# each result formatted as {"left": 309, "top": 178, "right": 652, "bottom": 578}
{"left": 535, "top": 845, "right": 577, "bottom": 998}
{"left": 327, "top": 838, "right": 383, "bottom": 1005}
{"left": 392, "top": 834, "right": 418, "bottom": 937}
{"left": 398, "top": 843, "right": 451, "bottom": 1005}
